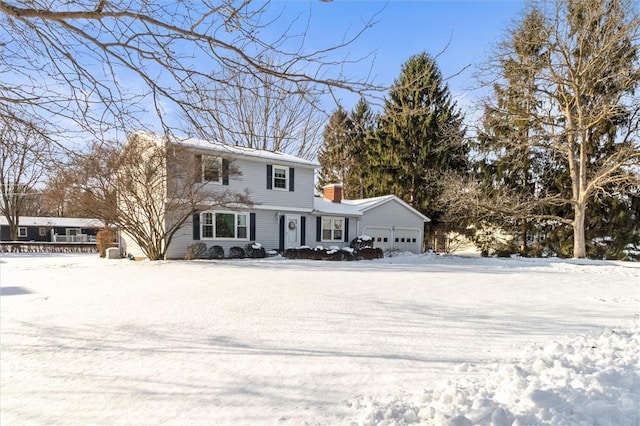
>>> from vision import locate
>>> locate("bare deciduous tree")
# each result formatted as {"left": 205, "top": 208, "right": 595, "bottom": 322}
{"left": 0, "top": 116, "right": 55, "bottom": 239}
{"left": 0, "top": 1, "right": 380, "bottom": 141}
{"left": 191, "top": 64, "right": 325, "bottom": 160}
{"left": 62, "top": 133, "right": 249, "bottom": 260}
{"left": 117, "top": 133, "right": 251, "bottom": 260}
{"left": 471, "top": 0, "right": 640, "bottom": 258}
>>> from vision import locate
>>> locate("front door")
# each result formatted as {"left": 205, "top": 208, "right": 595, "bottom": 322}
{"left": 285, "top": 214, "right": 301, "bottom": 249}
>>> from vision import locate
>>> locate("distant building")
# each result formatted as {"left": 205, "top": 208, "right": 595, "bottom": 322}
{"left": 0, "top": 216, "right": 105, "bottom": 243}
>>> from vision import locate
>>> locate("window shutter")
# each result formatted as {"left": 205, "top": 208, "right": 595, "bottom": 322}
{"left": 289, "top": 167, "right": 295, "bottom": 192}
{"left": 344, "top": 218, "right": 350, "bottom": 242}
{"left": 266, "top": 165, "right": 273, "bottom": 189}
{"left": 279, "top": 216, "right": 285, "bottom": 252}
{"left": 316, "top": 217, "right": 321, "bottom": 241}
{"left": 194, "top": 155, "right": 202, "bottom": 183}
{"left": 222, "top": 159, "right": 229, "bottom": 185}
{"left": 250, "top": 213, "right": 256, "bottom": 241}
{"left": 192, "top": 213, "right": 200, "bottom": 240}
{"left": 300, "top": 216, "right": 306, "bottom": 246}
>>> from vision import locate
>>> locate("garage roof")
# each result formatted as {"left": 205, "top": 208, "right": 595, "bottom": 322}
{"left": 314, "top": 195, "right": 430, "bottom": 222}
{"left": 344, "top": 195, "right": 430, "bottom": 222}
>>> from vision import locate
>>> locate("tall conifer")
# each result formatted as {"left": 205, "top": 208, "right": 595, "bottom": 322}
{"left": 373, "top": 52, "right": 467, "bottom": 224}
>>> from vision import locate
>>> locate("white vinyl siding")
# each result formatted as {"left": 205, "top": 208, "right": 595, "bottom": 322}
{"left": 358, "top": 200, "right": 425, "bottom": 254}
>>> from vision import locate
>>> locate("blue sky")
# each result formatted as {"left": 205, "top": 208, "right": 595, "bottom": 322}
{"left": 270, "top": 0, "right": 527, "bottom": 112}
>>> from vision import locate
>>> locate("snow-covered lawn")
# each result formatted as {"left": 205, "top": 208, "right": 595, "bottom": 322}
{"left": 0, "top": 253, "right": 638, "bottom": 425}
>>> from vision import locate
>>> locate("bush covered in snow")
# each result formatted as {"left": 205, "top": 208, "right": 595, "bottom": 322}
{"left": 354, "top": 247, "right": 384, "bottom": 260}
{"left": 351, "top": 235, "right": 374, "bottom": 251}
{"left": 245, "top": 242, "right": 266, "bottom": 258}
{"left": 285, "top": 245, "right": 382, "bottom": 261}
{"left": 285, "top": 246, "right": 341, "bottom": 260}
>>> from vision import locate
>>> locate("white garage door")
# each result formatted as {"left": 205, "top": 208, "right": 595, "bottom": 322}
{"left": 362, "top": 227, "right": 393, "bottom": 251}
{"left": 393, "top": 228, "right": 421, "bottom": 253}
{"left": 362, "top": 227, "right": 422, "bottom": 253}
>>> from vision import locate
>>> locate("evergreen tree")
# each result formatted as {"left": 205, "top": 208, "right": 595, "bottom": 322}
{"left": 316, "top": 106, "right": 351, "bottom": 193}
{"left": 478, "top": 9, "right": 549, "bottom": 254}
{"left": 345, "top": 98, "right": 377, "bottom": 199}
{"left": 372, "top": 52, "right": 467, "bottom": 224}
{"left": 317, "top": 99, "right": 378, "bottom": 199}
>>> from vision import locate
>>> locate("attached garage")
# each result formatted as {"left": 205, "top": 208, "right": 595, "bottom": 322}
{"left": 345, "top": 195, "right": 430, "bottom": 254}
{"left": 314, "top": 186, "right": 430, "bottom": 254}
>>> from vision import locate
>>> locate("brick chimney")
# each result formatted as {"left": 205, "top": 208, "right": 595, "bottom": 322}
{"left": 323, "top": 183, "right": 343, "bottom": 203}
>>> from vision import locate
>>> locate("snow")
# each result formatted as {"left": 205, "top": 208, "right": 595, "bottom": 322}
{"left": 1, "top": 253, "right": 638, "bottom": 425}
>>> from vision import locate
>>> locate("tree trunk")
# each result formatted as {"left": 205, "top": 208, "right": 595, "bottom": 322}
{"left": 519, "top": 221, "right": 528, "bottom": 255}
{"left": 573, "top": 201, "right": 587, "bottom": 258}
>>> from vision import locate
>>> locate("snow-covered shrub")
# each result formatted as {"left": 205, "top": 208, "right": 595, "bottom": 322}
{"left": 245, "top": 242, "right": 266, "bottom": 258}
{"left": 229, "top": 246, "right": 245, "bottom": 259}
{"left": 285, "top": 247, "right": 315, "bottom": 259}
{"left": 207, "top": 245, "right": 224, "bottom": 259}
{"left": 354, "top": 247, "right": 383, "bottom": 260}
{"left": 350, "top": 235, "right": 374, "bottom": 251}
{"left": 184, "top": 242, "right": 207, "bottom": 260}
{"left": 284, "top": 245, "right": 381, "bottom": 261}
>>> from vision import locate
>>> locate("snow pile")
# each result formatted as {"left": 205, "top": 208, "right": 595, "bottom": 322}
{"left": 346, "top": 328, "right": 640, "bottom": 426}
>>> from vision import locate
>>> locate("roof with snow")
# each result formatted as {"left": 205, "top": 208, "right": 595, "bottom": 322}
{"left": 0, "top": 216, "right": 106, "bottom": 228}
{"left": 131, "top": 131, "right": 319, "bottom": 168}
{"left": 313, "top": 197, "right": 363, "bottom": 217}
{"left": 343, "top": 195, "right": 430, "bottom": 222}
{"left": 313, "top": 195, "right": 430, "bottom": 222}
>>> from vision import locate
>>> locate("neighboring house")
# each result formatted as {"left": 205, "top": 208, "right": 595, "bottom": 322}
{"left": 0, "top": 216, "right": 105, "bottom": 243}
{"left": 120, "top": 132, "right": 430, "bottom": 259}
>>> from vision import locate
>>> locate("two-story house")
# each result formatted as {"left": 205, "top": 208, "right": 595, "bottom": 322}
{"left": 119, "top": 132, "right": 429, "bottom": 259}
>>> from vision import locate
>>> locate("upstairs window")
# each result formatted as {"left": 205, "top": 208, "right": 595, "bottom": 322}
{"left": 273, "top": 166, "right": 288, "bottom": 190}
{"left": 267, "top": 165, "right": 294, "bottom": 191}
{"left": 203, "top": 156, "right": 222, "bottom": 183}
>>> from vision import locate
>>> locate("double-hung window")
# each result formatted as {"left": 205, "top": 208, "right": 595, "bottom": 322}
{"left": 273, "top": 166, "right": 288, "bottom": 190}
{"left": 18, "top": 227, "right": 27, "bottom": 237}
{"left": 201, "top": 211, "right": 248, "bottom": 240}
{"left": 321, "top": 217, "right": 343, "bottom": 242}
{"left": 202, "top": 156, "right": 222, "bottom": 183}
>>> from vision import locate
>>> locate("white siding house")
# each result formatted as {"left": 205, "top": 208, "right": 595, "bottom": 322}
{"left": 119, "top": 132, "right": 429, "bottom": 259}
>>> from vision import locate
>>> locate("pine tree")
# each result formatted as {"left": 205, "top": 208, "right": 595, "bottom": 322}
{"left": 372, "top": 52, "right": 467, "bottom": 224}
{"left": 317, "top": 99, "right": 378, "bottom": 199}
{"left": 345, "top": 98, "right": 377, "bottom": 199}
{"left": 478, "top": 9, "right": 549, "bottom": 254}
{"left": 316, "top": 106, "right": 351, "bottom": 192}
